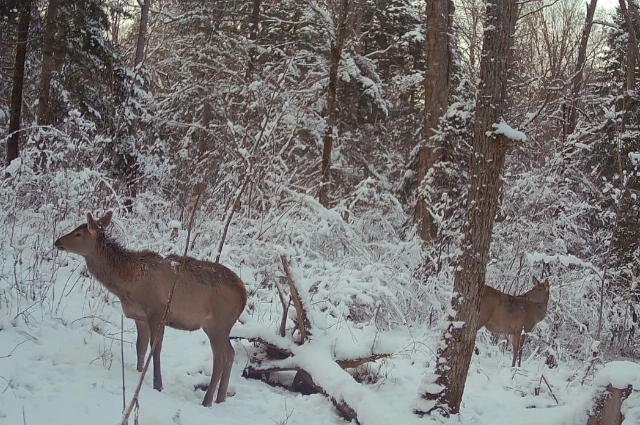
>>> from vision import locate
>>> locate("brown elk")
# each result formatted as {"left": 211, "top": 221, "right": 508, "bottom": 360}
{"left": 54, "top": 211, "right": 247, "bottom": 406}
{"left": 478, "top": 276, "right": 550, "bottom": 367}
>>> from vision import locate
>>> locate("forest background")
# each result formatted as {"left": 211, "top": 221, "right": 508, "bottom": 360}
{"left": 1, "top": 0, "right": 640, "bottom": 423}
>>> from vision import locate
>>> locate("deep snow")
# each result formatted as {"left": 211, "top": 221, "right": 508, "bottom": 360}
{"left": 0, "top": 219, "right": 638, "bottom": 425}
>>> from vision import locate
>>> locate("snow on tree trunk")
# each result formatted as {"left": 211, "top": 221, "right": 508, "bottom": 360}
{"left": 415, "top": 0, "right": 520, "bottom": 416}
{"left": 414, "top": 0, "right": 454, "bottom": 242}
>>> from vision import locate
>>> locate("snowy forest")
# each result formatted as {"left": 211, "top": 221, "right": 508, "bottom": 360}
{"left": 1, "top": 0, "right": 640, "bottom": 424}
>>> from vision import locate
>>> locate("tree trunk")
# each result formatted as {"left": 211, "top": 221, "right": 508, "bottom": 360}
{"left": 415, "top": 0, "right": 520, "bottom": 416}
{"left": 245, "top": 0, "right": 261, "bottom": 79}
{"left": 37, "top": 0, "right": 60, "bottom": 127}
{"left": 6, "top": 0, "right": 32, "bottom": 166}
{"left": 135, "top": 0, "right": 151, "bottom": 67}
{"left": 121, "top": 0, "right": 151, "bottom": 212}
{"left": 619, "top": 0, "right": 639, "bottom": 91}
{"left": 318, "top": 0, "right": 349, "bottom": 208}
{"left": 565, "top": 0, "right": 598, "bottom": 138}
{"left": 414, "top": 0, "right": 454, "bottom": 242}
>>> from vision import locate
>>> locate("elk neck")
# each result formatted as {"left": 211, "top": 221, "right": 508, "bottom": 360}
{"left": 84, "top": 234, "right": 139, "bottom": 294}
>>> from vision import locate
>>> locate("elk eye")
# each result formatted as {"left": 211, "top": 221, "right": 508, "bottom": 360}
{"left": 74, "top": 233, "right": 81, "bottom": 237}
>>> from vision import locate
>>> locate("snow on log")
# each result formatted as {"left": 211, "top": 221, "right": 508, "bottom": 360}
{"left": 585, "top": 361, "right": 640, "bottom": 425}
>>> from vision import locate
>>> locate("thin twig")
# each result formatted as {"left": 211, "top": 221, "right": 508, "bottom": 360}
{"left": 215, "top": 176, "right": 249, "bottom": 263}
{"left": 539, "top": 374, "right": 559, "bottom": 405}
{"left": 121, "top": 314, "right": 126, "bottom": 412}
{"left": 0, "top": 337, "right": 33, "bottom": 359}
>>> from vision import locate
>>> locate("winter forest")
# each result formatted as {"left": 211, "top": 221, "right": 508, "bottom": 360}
{"left": 1, "top": 0, "right": 640, "bottom": 424}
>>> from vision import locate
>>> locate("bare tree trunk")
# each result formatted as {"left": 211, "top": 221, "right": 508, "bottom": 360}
{"left": 246, "top": 0, "right": 261, "bottom": 79}
{"left": 565, "top": 0, "right": 598, "bottom": 138}
{"left": 34, "top": 0, "right": 61, "bottom": 169}
{"left": 135, "top": 0, "right": 151, "bottom": 67}
{"left": 121, "top": 0, "right": 151, "bottom": 212}
{"left": 319, "top": 0, "right": 349, "bottom": 208}
{"left": 6, "top": 0, "right": 32, "bottom": 166}
{"left": 416, "top": 0, "right": 519, "bottom": 416}
{"left": 619, "top": 0, "right": 638, "bottom": 91}
{"left": 38, "top": 0, "right": 60, "bottom": 127}
{"left": 414, "top": 0, "right": 454, "bottom": 242}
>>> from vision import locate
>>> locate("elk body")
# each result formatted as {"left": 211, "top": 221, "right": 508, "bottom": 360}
{"left": 54, "top": 212, "right": 247, "bottom": 406}
{"left": 478, "top": 277, "right": 550, "bottom": 367}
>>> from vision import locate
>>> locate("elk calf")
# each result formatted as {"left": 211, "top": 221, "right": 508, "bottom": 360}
{"left": 478, "top": 277, "right": 550, "bottom": 367}
{"left": 54, "top": 212, "right": 247, "bottom": 406}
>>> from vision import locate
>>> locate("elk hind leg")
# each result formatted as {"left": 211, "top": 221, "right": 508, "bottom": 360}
{"left": 202, "top": 325, "right": 231, "bottom": 406}
{"left": 216, "top": 339, "right": 235, "bottom": 404}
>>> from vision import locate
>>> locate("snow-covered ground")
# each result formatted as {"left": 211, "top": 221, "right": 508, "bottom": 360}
{"left": 0, "top": 213, "right": 638, "bottom": 425}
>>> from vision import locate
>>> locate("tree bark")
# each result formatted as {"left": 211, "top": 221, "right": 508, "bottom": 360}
{"left": 619, "top": 0, "right": 639, "bottom": 91}
{"left": 565, "top": 0, "right": 598, "bottom": 138}
{"left": 37, "top": 0, "right": 60, "bottom": 127}
{"left": 245, "top": 0, "right": 261, "bottom": 79}
{"left": 416, "top": 0, "right": 519, "bottom": 416}
{"left": 318, "top": 0, "right": 349, "bottom": 208}
{"left": 135, "top": 0, "right": 151, "bottom": 67}
{"left": 121, "top": 0, "right": 151, "bottom": 212}
{"left": 6, "top": 0, "right": 32, "bottom": 166}
{"left": 414, "top": 0, "right": 454, "bottom": 242}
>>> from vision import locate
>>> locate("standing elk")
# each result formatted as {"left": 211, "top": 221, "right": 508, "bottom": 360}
{"left": 478, "top": 276, "right": 550, "bottom": 367}
{"left": 54, "top": 211, "right": 247, "bottom": 406}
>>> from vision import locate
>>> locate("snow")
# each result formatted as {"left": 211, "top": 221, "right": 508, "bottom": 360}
{"left": 491, "top": 119, "right": 527, "bottom": 142}
{"left": 0, "top": 205, "right": 635, "bottom": 425}
{"left": 593, "top": 361, "right": 640, "bottom": 389}
{"left": 1, "top": 250, "right": 631, "bottom": 425}
{"left": 4, "top": 157, "right": 21, "bottom": 176}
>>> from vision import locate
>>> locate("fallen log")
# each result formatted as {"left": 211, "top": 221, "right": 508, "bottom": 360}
{"left": 236, "top": 255, "right": 394, "bottom": 425}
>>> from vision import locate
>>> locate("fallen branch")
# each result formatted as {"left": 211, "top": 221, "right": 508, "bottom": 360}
{"left": 239, "top": 255, "right": 395, "bottom": 425}
{"left": 280, "top": 255, "right": 311, "bottom": 342}
{"left": 273, "top": 277, "right": 289, "bottom": 338}
{"left": 231, "top": 335, "right": 293, "bottom": 359}
{"left": 336, "top": 353, "right": 392, "bottom": 369}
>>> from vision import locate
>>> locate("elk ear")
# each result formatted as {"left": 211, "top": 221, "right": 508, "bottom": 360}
{"left": 532, "top": 276, "right": 541, "bottom": 286}
{"left": 98, "top": 211, "right": 113, "bottom": 228}
{"left": 87, "top": 213, "right": 100, "bottom": 238}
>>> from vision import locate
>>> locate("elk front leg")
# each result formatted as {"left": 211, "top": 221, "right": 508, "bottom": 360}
{"left": 511, "top": 331, "right": 522, "bottom": 368}
{"left": 517, "top": 332, "right": 527, "bottom": 367}
{"left": 135, "top": 319, "right": 150, "bottom": 372}
{"left": 148, "top": 316, "right": 165, "bottom": 392}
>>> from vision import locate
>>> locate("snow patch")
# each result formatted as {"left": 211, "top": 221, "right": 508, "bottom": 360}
{"left": 490, "top": 119, "right": 527, "bottom": 142}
